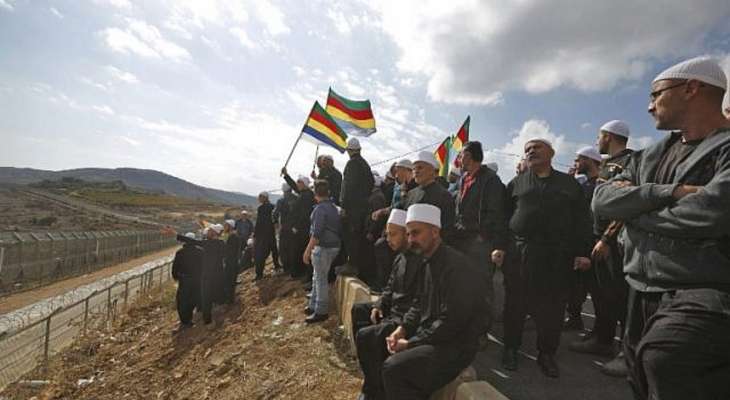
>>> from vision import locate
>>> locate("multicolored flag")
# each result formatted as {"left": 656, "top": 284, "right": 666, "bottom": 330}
{"left": 325, "top": 88, "right": 376, "bottom": 136}
{"left": 451, "top": 116, "right": 470, "bottom": 152}
{"left": 434, "top": 136, "right": 452, "bottom": 177}
{"left": 301, "top": 101, "right": 348, "bottom": 153}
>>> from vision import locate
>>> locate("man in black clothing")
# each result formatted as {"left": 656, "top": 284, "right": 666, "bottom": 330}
{"left": 235, "top": 211, "right": 254, "bottom": 247}
{"left": 361, "top": 175, "right": 388, "bottom": 288}
{"left": 403, "top": 151, "right": 455, "bottom": 244}
{"left": 589, "top": 120, "right": 634, "bottom": 377}
{"left": 454, "top": 141, "right": 508, "bottom": 320}
{"left": 281, "top": 169, "right": 316, "bottom": 279}
{"left": 171, "top": 232, "right": 202, "bottom": 332}
{"left": 499, "top": 138, "right": 593, "bottom": 377}
{"left": 274, "top": 183, "right": 296, "bottom": 274}
{"left": 381, "top": 204, "right": 488, "bottom": 400}
{"left": 593, "top": 57, "right": 730, "bottom": 400}
{"left": 253, "top": 192, "right": 279, "bottom": 280}
{"left": 175, "top": 225, "right": 226, "bottom": 327}
{"left": 317, "top": 155, "right": 343, "bottom": 205}
{"left": 223, "top": 220, "right": 242, "bottom": 303}
{"left": 340, "top": 138, "right": 374, "bottom": 278}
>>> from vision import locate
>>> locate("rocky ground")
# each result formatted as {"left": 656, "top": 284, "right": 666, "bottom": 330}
{"left": 1, "top": 269, "right": 362, "bottom": 400}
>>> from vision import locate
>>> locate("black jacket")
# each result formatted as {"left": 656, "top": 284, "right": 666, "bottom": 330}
{"left": 176, "top": 235, "right": 225, "bottom": 281}
{"left": 374, "top": 252, "right": 423, "bottom": 321}
{"left": 340, "top": 153, "right": 374, "bottom": 216}
{"left": 172, "top": 243, "right": 202, "bottom": 282}
{"left": 455, "top": 165, "right": 509, "bottom": 250}
{"left": 402, "top": 244, "right": 488, "bottom": 349}
{"left": 366, "top": 188, "right": 388, "bottom": 238}
{"left": 225, "top": 232, "right": 242, "bottom": 270}
{"left": 255, "top": 202, "right": 275, "bottom": 236}
{"left": 405, "top": 181, "right": 456, "bottom": 243}
{"left": 283, "top": 173, "right": 315, "bottom": 232}
{"left": 593, "top": 129, "right": 730, "bottom": 292}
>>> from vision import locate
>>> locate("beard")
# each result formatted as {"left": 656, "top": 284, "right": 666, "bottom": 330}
{"left": 409, "top": 243, "right": 423, "bottom": 255}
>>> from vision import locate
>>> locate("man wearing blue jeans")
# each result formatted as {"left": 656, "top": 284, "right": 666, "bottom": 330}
{"left": 303, "top": 180, "right": 342, "bottom": 323}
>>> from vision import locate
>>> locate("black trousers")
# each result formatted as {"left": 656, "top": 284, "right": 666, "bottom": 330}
{"left": 199, "top": 277, "right": 216, "bottom": 324}
{"left": 279, "top": 226, "right": 293, "bottom": 273}
{"left": 254, "top": 231, "right": 279, "bottom": 278}
{"left": 624, "top": 287, "right": 730, "bottom": 400}
{"left": 356, "top": 320, "right": 398, "bottom": 399}
{"left": 223, "top": 261, "right": 238, "bottom": 304}
{"left": 176, "top": 278, "right": 199, "bottom": 324}
{"left": 352, "top": 301, "right": 376, "bottom": 343}
{"left": 503, "top": 241, "right": 571, "bottom": 354}
{"left": 454, "top": 236, "right": 495, "bottom": 321}
{"left": 592, "top": 244, "right": 628, "bottom": 344}
{"left": 287, "top": 229, "right": 309, "bottom": 278}
{"left": 382, "top": 343, "right": 475, "bottom": 400}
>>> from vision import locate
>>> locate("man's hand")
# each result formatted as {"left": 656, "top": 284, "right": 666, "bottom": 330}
{"left": 303, "top": 249, "right": 312, "bottom": 265}
{"left": 573, "top": 257, "right": 592, "bottom": 271}
{"left": 161, "top": 226, "right": 177, "bottom": 236}
{"left": 672, "top": 185, "right": 702, "bottom": 200}
{"left": 491, "top": 249, "right": 506, "bottom": 267}
{"left": 281, "top": 167, "right": 287, "bottom": 176}
{"left": 310, "top": 170, "right": 317, "bottom": 180}
{"left": 390, "top": 339, "right": 409, "bottom": 353}
{"left": 385, "top": 326, "right": 406, "bottom": 353}
{"left": 611, "top": 180, "right": 633, "bottom": 188}
{"left": 591, "top": 240, "right": 610, "bottom": 261}
{"left": 370, "top": 308, "right": 383, "bottom": 325}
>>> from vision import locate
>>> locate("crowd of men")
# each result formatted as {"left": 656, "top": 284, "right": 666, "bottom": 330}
{"left": 170, "top": 56, "right": 730, "bottom": 400}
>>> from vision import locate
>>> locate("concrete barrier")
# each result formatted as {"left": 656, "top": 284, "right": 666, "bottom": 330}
{"left": 333, "top": 275, "right": 509, "bottom": 400}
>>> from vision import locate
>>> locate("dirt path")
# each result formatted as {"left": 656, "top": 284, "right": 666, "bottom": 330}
{"left": 0, "top": 246, "right": 178, "bottom": 315}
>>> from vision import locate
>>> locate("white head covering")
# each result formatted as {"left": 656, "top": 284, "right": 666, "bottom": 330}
{"left": 600, "top": 120, "right": 630, "bottom": 138}
{"left": 247, "top": 238, "right": 254, "bottom": 246}
{"left": 413, "top": 151, "right": 439, "bottom": 169}
{"left": 449, "top": 167, "right": 461, "bottom": 176}
{"left": 486, "top": 162, "right": 499, "bottom": 172}
{"left": 281, "top": 182, "right": 291, "bottom": 192}
{"left": 373, "top": 175, "right": 383, "bottom": 187}
{"left": 209, "top": 224, "right": 224, "bottom": 234}
{"left": 225, "top": 219, "right": 236, "bottom": 228}
{"left": 346, "top": 137, "right": 361, "bottom": 150}
{"left": 576, "top": 146, "right": 603, "bottom": 162}
{"left": 395, "top": 159, "right": 414, "bottom": 170}
{"left": 258, "top": 191, "right": 269, "bottom": 199}
{"left": 202, "top": 227, "right": 210, "bottom": 236}
{"left": 241, "top": 210, "right": 249, "bottom": 216}
{"left": 525, "top": 137, "right": 553, "bottom": 149}
{"left": 653, "top": 56, "right": 727, "bottom": 90}
{"left": 575, "top": 174, "right": 588, "bottom": 185}
{"left": 406, "top": 204, "right": 441, "bottom": 228}
{"left": 297, "top": 175, "right": 311, "bottom": 186}
{"left": 322, "top": 154, "right": 334, "bottom": 161}
{"left": 184, "top": 232, "right": 196, "bottom": 239}
{"left": 386, "top": 209, "right": 407, "bottom": 228}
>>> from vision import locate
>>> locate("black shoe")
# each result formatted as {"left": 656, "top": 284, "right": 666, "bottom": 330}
{"left": 303, "top": 307, "right": 314, "bottom": 316}
{"left": 568, "top": 336, "right": 614, "bottom": 357}
{"left": 356, "top": 393, "right": 372, "bottom": 400}
{"left": 563, "top": 316, "right": 584, "bottom": 331}
{"left": 305, "top": 313, "right": 328, "bottom": 323}
{"left": 172, "top": 322, "right": 193, "bottom": 334}
{"left": 600, "top": 352, "right": 628, "bottom": 377}
{"left": 537, "top": 353, "right": 559, "bottom": 378}
{"left": 501, "top": 347, "right": 518, "bottom": 371}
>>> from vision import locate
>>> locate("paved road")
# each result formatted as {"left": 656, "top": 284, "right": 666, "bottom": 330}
{"left": 473, "top": 271, "right": 633, "bottom": 400}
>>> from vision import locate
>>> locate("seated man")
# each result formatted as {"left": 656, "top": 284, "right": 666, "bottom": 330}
{"left": 353, "top": 209, "right": 422, "bottom": 399}
{"left": 364, "top": 204, "right": 489, "bottom": 400}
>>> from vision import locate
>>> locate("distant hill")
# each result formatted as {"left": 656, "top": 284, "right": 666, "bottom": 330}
{"left": 0, "top": 167, "right": 258, "bottom": 206}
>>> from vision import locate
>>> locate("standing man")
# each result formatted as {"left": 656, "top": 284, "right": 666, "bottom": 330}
{"left": 253, "top": 192, "right": 279, "bottom": 280}
{"left": 591, "top": 119, "right": 634, "bottom": 377}
{"left": 454, "top": 141, "right": 508, "bottom": 323}
{"left": 404, "top": 151, "right": 455, "bottom": 244}
{"left": 274, "top": 182, "right": 295, "bottom": 274}
{"left": 593, "top": 57, "right": 730, "bottom": 399}
{"left": 499, "top": 138, "right": 593, "bottom": 377}
{"left": 171, "top": 232, "right": 202, "bottom": 332}
{"left": 223, "top": 220, "right": 242, "bottom": 304}
{"left": 340, "top": 138, "right": 375, "bottom": 278}
{"left": 282, "top": 170, "right": 316, "bottom": 280}
{"left": 235, "top": 211, "right": 254, "bottom": 246}
{"left": 317, "top": 154, "right": 343, "bottom": 205}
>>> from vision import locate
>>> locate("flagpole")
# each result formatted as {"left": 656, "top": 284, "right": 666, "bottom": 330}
{"left": 284, "top": 103, "right": 317, "bottom": 170}
{"left": 312, "top": 145, "right": 320, "bottom": 175}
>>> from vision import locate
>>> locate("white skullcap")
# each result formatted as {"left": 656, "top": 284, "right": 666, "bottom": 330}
{"left": 576, "top": 146, "right": 602, "bottom": 162}
{"left": 600, "top": 120, "right": 631, "bottom": 138}
{"left": 202, "top": 227, "right": 210, "bottom": 235}
{"left": 406, "top": 203, "right": 441, "bottom": 228}
{"left": 209, "top": 224, "right": 224, "bottom": 234}
{"left": 225, "top": 219, "right": 236, "bottom": 228}
{"left": 653, "top": 56, "right": 727, "bottom": 90}
{"left": 281, "top": 182, "right": 291, "bottom": 192}
{"left": 346, "top": 137, "right": 361, "bottom": 150}
{"left": 373, "top": 175, "right": 383, "bottom": 187}
{"left": 247, "top": 238, "right": 254, "bottom": 246}
{"left": 258, "top": 191, "right": 269, "bottom": 198}
{"left": 413, "top": 151, "right": 439, "bottom": 169}
{"left": 241, "top": 210, "right": 249, "bottom": 215}
{"left": 322, "top": 154, "right": 334, "bottom": 161}
{"left": 525, "top": 137, "right": 553, "bottom": 149}
{"left": 184, "top": 232, "right": 196, "bottom": 239}
{"left": 297, "top": 175, "right": 311, "bottom": 186}
{"left": 575, "top": 174, "right": 588, "bottom": 185}
{"left": 395, "top": 159, "right": 414, "bottom": 170}
{"left": 486, "top": 162, "right": 499, "bottom": 172}
{"left": 386, "top": 209, "right": 407, "bottom": 228}
{"left": 449, "top": 167, "right": 461, "bottom": 176}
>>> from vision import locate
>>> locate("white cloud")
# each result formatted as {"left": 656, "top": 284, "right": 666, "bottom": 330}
{"left": 80, "top": 77, "right": 110, "bottom": 91}
{"left": 93, "top": 0, "right": 132, "bottom": 9}
{"left": 119, "top": 136, "right": 140, "bottom": 146}
{"left": 92, "top": 105, "right": 115, "bottom": 115}
{"left": 229, "top": 27, "right": 256, "bottom": 49}
{"left": 628, "top": 135, "right": 654, "bottom": 151}
{"left": 100, "top": 19, "right": 191, "bottom": 61}
{"left": 0, "top": 0, "right": 14, "bottom": 11}
{"left": 581, "top": 122, "right": 592, "bottom": 130}
{"left": 49, "top": 7, "right": 63, "bottom": 19}
{"left": 105, "top": 65, "right": 139, "bottom": 83}
{"left": 252, "top": 1, "right": 290, "bottom": 36}
{"left": 370, "top": 0, "right": 730, "bottom": 105}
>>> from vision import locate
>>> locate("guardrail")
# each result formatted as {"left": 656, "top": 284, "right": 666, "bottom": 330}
{"left": 0, "top": 259, "right": 174, "bottom": 392}
{"left": 0, "top": 230, "right": 176, "bottom": 296}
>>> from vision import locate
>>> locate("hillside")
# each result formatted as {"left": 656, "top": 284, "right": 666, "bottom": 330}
{"left": 0, "top": 167, "right": 257, "bottom": 206}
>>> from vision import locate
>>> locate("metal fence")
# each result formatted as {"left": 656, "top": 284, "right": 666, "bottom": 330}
{"left": 0, "top": 230, "right": 177, "bottom": 296}
{"left": 0, "top": 259, "right": 173, "bottom": 391}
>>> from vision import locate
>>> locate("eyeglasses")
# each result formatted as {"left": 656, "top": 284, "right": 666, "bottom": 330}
{"left": 649, "top": 81, "right": 686, "bottom": 102}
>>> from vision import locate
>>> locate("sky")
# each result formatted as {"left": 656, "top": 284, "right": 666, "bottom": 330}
{"left": 1, "top": 0, "right": 730, "bottom": 195}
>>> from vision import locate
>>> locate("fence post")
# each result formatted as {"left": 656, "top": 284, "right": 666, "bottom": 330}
{"left": 124, "top": 279, "right": 129, "bottom": 309}
{"left": 83, "top": 296, "right": 90, "bottom": 334}
{"left": 43, "top": 316, "right": 51, "bottom": 371}
{"left": 106, "top": 287, "right": 112, "bottom": 322}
